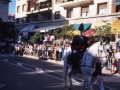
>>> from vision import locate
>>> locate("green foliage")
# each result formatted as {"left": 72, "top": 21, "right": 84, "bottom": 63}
{"left": 29, "top": 32, "right": 40, "bottom": 43}
{"left": 94, "top": 22, "right": 112, "bottom": 37}
{"left": 53, "top": 24, "right": 75, "bottom": 38}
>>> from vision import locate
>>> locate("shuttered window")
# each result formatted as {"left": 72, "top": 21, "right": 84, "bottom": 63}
{"left": 81, "top": 6, "right": 89, "bottom": 17}
{"left": 98, "top": 3, "right": 107, "bottom": 15}
{"left": 66, "top": 9, "right": 73, "bottom": 18}
{"left": 17, "top": 6, "right": 20, "bottom": 13}
{"left": 55, "top": 11, "right": 60, "bottom": 19}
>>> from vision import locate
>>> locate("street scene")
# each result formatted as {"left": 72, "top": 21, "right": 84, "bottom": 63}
{"left": 0, "top": 0, "right": 120, "bottom": 90}
{"left": 0, "top": 54, "right": 120, "bottom": 90}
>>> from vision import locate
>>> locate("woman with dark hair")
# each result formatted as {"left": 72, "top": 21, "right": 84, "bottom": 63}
{"left": 114, "top": 48, "right": 120, "bottom": 74}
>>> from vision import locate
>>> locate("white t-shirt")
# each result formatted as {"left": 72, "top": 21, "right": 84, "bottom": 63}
{"left": 59, "top": 47, "right": 62, "bottom": 52}
{"left": 115, "top": 52, "right": 120, "bottom": 59}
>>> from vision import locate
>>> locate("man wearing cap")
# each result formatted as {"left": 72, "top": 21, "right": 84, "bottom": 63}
{"left": 68, "top": 30, "right": 89, "bottom": 75}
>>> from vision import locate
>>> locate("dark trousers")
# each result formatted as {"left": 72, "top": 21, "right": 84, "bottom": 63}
{"left": 48, "top": 50, "right": 51, "bottom": 58}
{"left": 72, "top": 52, "right": 83, "bottom": 70}
{"left": 56, "top": 51, "right": 59, "bottom": 60}
{"left": 115, "top": 59, "right": 120, "bottom": 73}
{"left": 58, "top": 52, "right": 62, "bottom": 61}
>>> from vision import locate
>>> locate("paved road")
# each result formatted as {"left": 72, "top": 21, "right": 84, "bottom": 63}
{"left": 0, "top": 54, "right": 120, "bottom": 90}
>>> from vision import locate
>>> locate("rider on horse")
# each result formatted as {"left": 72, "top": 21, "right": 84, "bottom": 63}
{"left": 67, "top": 30, "right": 89, "bottom": 75}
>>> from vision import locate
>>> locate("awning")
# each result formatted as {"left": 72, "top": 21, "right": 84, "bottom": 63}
{"left": 90, "top": 23, "right": 106, "bottom": 29}
{"left": 111, "top": 20, "right": 120, "bottom": 33}
{"left": 73, "top": 23, "right": 91, "bottom": 31}
{"left": 20, "top": 24, "right": 35, "bottom": 32}
{"left": 73, "top": 24, "right": 81, "bottom": 30}
{"left": 29, "top": 25, "right": 63, "bottom": 32}
{"left": 112, "top": 0, "right": 120, "bottom": 6}
{"left": 83, "top": 23, "right": 91, "bottom": 32}
{"left": 36, "top": 0, "right": 47, "bottom": 3}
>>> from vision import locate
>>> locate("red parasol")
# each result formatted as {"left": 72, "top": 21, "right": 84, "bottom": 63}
{"left": 82, "top": 29, "right": 95, "bottom": 37}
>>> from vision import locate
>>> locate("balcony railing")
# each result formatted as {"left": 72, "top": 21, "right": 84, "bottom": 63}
{"left": 60, "top": 0, "right": 93, "bottom": 8}
{"left": 61, "top": 0, "right": 74, "bottom": 3}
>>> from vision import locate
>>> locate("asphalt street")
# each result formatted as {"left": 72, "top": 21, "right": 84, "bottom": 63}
{"left": 0, "top": 54, "right": 120, "bottom": 90}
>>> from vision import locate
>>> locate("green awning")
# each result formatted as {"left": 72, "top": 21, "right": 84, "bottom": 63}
{"left": 73, "top": 24, "right": 81, "bottom": 30}
{"left": 83, "top": 23, "right": 91, "bottom": 31}
{"left": 112, "top": 0, "right": 120, "bottom": 6}
{"left": 73, "top": 23, "right": 91, "bottom": 31}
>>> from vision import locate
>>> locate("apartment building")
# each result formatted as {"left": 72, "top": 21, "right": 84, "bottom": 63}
{"left": 15, "top": 0, "right": 120, "bottom": 32}
{"left": 0, "top": 0, "right": 11, "bottom": 22}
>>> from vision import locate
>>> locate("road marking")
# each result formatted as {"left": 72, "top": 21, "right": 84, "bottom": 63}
{"left": 0, "top": 56, "right": 118, "bottom": 90}
{"left": 17, "top": 62, "right": 22, "bottom": 66}
{"left": 0, "top": 84, "right": 5, "bottom": 88}
{"left": 4, "top": 59, "right": 8, "bottom": 62}
{"left": 35, "top": 67, "right": 44, "bottom": 74}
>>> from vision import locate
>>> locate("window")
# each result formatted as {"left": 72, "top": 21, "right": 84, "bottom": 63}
{"left": 16, "top": 18, "right": 20, "bottom": 24}
{"left": 98, "top": 3, "right": 107, "bottom": 15}
{"left": 116, "top": 5, "right": 120, "bottom": 12}
{"left": 55, "top": 0, "right": 63, "bottom": 3}
{"left": 17, "top": 6, "right": 20, "bottom": 13}
{"left": 54, "top": 11, "right": 60, "bottom": 19}
{"left": 22, "top": 4, "right": 26, "bottom": 12}
{"left": 81, "top": 6, "right": 89, "bottom": 17}
{"left": 66, "top": 9, "right": 73, "bottom": 18}
{"left": 22, "top": 17, "right": 25, "bottom": 23}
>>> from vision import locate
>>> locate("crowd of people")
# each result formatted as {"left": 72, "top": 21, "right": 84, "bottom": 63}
{"left": 0, "top": 33, "right": 120, "bottom": 75}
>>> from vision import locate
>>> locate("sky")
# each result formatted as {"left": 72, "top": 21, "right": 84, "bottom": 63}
{"left": 9, "top": 0, "right": 16, "bottom": 14}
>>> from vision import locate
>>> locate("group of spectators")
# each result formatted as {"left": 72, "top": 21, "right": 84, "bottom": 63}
{"left": 21, "top": 34, "right": 72, "bottom": 61}
{"left": 0, "top": 34, "right": 120, "bottom": 75}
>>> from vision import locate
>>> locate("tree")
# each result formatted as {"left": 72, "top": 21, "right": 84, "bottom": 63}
{"left": 93, "top": 22, "right": 118, "bottom": 42}
{"left": 29, "top": 32, "right": 40, "bottom": 43}
{"left": 94, "top": 22, "right": 112, "bottom": 37}
{"left": 53, "top": 24, "right": 75, "bottom": 38}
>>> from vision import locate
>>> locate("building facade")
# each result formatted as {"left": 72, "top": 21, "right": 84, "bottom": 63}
{"left": 0, "top": 0, "right": 11, "bottom": 22}
{"left": 8, "top": 14, "right": 15, "bottom": 23}
{"left": 15, "top": 0, "right": 120, "bottom": 31}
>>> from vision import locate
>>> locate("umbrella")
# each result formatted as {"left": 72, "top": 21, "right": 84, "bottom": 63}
{"left": 82, "top": 29, "right": 95, "bottom": 37}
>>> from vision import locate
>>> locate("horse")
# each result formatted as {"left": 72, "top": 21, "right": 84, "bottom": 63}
{"left": 63, "top": 41, "right": 109, "bottom": 90}
{"left": 14, "top": 43, "right": 24, "bottom": 58}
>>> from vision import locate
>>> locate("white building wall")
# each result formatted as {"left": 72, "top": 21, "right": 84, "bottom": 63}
{"left": 15, "top": 0, "right": 27, "bottom": 19}
{"left": 0, "top": 1, "right": 9, "bottom": 22}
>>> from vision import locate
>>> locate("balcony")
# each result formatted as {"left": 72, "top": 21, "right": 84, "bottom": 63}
{"left": 26, "top": 1, "right": 52, "bottom": 14}
{"left": 59, "top": 0, "right": 93, "bottom": 8}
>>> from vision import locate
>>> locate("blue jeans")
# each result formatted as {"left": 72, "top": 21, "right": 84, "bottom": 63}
{"left": 90, "top": 75, "right": 105, "bottom": 90}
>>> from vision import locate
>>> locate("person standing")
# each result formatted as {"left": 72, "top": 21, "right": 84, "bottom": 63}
{"left": 116, "top": 39, "right": 120, "bottom": 49}
{"left": 114, "top": 48, "right": 120, "bottom": 74}
{"left": 91, "top": 60, "right": 105, "bottom": 90}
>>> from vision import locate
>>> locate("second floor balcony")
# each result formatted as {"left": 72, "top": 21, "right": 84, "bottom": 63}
{"left": 59, "top": 0, "right": 93, "bottom": 8}
{"left": 26, "top": 0, "right": 52, "bottom": 14}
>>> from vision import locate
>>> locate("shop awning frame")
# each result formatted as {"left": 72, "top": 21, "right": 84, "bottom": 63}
{"left": 29, "top": 25, "right": 63, "bottom": 32}
{"left": 20, "top": 24, "right": 35, "bottom": 32}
